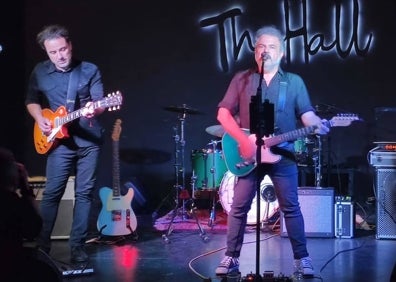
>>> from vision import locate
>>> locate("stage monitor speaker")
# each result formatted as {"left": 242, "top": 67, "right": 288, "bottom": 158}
{"left": 32, "top": 176, "right": 75, "bottom": 239}
{"left": 375, "top": 168, "right": 396, "bottom": 239}
{"left": 280, "top": 187, "right": 334, "bottom": 238}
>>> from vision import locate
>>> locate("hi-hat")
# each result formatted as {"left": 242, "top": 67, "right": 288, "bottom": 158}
{"left": 164, "top": 104, "right": 202, "bottom": 115}
{"left": 205, "top": 125, "right": 225, "bottom": 137}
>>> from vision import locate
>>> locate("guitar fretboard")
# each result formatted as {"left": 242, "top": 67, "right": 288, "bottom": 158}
{"left": 112, "top": 139, "right": 121, "bottom": 197}
{"left": 56, "top": 101, "right": 101, "bottom": 127}
{"left": 264, "top": 126, "right": 316, "bottom": 147}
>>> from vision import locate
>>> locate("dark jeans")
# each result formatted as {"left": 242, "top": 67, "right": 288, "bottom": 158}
{"left": 225, "top": 159, "right": 309, "bottom": 260}
{"left": 38, "top": 144, "right": 100, "bottom": 250}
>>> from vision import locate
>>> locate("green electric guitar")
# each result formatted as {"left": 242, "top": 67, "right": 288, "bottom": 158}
{"left": 222, "top": 115, "right": 360, "bottom": 177}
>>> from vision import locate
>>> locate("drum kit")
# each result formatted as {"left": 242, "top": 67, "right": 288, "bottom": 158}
{"left": 160, "top": 104, "right": 321, "bottom": 241}
{"left": 192, "top": 124, "right": 283, "bottom": 229}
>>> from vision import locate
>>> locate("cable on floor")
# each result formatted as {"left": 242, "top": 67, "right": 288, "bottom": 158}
{"left": 319, "top": 238, "right": 367, "bottom": 273}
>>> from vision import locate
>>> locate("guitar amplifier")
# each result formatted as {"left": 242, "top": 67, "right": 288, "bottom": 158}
{"left": 369, "top": 143, "right": 396, "bottom": 167}
{"left": 280, "top": 187, "right": 335, "bottom": 238}
{"left": 30, "top": 176, "right": 75, "bottom": 239}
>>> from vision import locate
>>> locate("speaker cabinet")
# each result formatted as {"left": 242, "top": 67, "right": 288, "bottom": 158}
{"left": 32, "top": 177, "right": 75, "bottom": 239}
{"left": 280, "top": 187, "right": 334, "bottom": 238}
{"left": 375, "top": 168, "right": 396, "bottom": 239}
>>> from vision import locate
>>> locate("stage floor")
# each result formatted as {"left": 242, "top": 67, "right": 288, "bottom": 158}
{"left": 32, "top": 211, "right": 396, "bottom": 282}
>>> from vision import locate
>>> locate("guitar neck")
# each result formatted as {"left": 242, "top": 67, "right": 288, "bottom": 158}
{"left": 57, "top": 101, "right": 101, "bottom": 127}
{"left": 112, "top": 139, "right": 121, "bottom": 197}
{"left": 264, "top": 125, "right": 316, "bottom": 147}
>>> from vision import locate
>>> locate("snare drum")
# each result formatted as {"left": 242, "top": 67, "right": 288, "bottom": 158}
{"left": 219, "top": 171, "right": 279, "bottom": 224}
{"left": 191, "top": 149, "right": 227, "bottom": 189}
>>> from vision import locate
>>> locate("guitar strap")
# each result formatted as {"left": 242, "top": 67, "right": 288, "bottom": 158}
{"left": 273, "top": 72, "right": 297, "bottom": 161}
{"left": 277, "top": 72, "right": 288, "bottom": 112}
{"left": 65, "top": 63, "right": 82, "bottom": 113}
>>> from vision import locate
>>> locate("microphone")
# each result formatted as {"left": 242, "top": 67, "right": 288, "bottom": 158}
{"left": 261, "top": 53, "right": 270, "bottom": 61}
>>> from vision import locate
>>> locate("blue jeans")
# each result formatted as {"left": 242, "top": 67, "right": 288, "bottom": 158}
{"left": 38, "top": 144, "right": 100, "bottom": 250}
{"left": 225, "top": 160, "right": 309, "bottom": 260}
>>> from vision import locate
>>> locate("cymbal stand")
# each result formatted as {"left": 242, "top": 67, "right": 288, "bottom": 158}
{"left": 314, "top": 135, "right": 323, "bottom": 187}
{"left": 207, "top": 140, "right": 219, "bottom": 228}
{"left": 162, "top": 113, "right": 189, "bottom": 243}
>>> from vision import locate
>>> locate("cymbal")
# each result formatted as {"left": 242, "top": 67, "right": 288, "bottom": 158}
{"left": 164, "top": 104, "right": 202, "bottom": 115}
{"left": 205, "top": 125, "right": 224, "bottom": 137}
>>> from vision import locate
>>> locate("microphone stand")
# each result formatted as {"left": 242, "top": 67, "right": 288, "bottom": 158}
{"left": 249, "top": 57, "right": 274, "bottom": 281}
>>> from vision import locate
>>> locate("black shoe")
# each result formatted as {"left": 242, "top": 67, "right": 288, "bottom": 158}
{"left": 71, "top": 246, "right": 89, "bottom": 263}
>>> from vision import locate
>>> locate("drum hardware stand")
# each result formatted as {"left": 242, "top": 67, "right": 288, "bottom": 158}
{"left": 190, "top": 171, "right": 210, "bottom": 242}
{"left": 162, "top": 113, "right": 189, "bottom": 243}
{"left": 314, "top": 135, "right": 323, "bottom": 187}
{"left": 260, "top": 182, "right": 277, "bottom": 232}
{"left": 162, "top": 109, "right": 209, "bottom": 243}
{"left": 207, "top": 140, "right": 220, "bottom": 228}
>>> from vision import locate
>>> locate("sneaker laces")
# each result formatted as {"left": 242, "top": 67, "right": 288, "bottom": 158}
{"left": 219, "top": 256, "right": 238, "bottom": 267}
{"left": 300, "top": 257, "right": 313, "bottom": 269}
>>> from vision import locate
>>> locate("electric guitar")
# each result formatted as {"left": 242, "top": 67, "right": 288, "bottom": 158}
{"left": 33, "top": 91, "right": 123, "bottom": 154}
{"left": 97, "top": 119, "right": 137, "bottom": 236}
{"left": 222, "top": 114, "right": 360, "bottom": 177}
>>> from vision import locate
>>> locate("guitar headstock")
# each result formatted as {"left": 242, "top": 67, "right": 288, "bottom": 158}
{"left": 112, "top": 119, "right": 122, "bottom": 142}
{"left": 329, "top": 114, "right": 361, "bottom": 127}
{"left": 102, "top": 90, "right": 123, "bottom": 111}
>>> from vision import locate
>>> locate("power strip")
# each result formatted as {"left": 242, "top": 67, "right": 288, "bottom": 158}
{"left": 62, "top": 268, "right": 94, "bottom": 276}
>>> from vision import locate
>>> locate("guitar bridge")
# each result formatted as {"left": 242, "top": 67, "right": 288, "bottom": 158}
{"left": 235, "top": 160, "right": 255, "bottom": 169}
{"left": 111, "top": 210, "right": 122, "bottom": 221}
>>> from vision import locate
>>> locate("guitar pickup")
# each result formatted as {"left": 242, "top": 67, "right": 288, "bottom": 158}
{"left": 111, "top": 210, "right": 122, "bottom": 221}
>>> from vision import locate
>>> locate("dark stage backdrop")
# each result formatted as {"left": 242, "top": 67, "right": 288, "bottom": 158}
{"left": 1, "top": 0, "right": 395, "bottom": 212}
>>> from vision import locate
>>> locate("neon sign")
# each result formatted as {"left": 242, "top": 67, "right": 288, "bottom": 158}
{"left": 199, "top": 0, "right": 373, "bottom": 72}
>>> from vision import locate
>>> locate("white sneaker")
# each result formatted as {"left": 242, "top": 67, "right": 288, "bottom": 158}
{"left": 294, "top": 256, "right": 314, "bottom": 276}
{"left": 215, "top": 256, "right": 239, "bottom": 276}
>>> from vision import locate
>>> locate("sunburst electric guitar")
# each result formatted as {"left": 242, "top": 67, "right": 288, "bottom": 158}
{"left": 33, "top": 91, "right": 123, "bottom": 154}
{"left": 97, "top": 119, "right": 137, "bottom": 236}
{"left": 222, "top": 114, "right": 360, "bottom": 177}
